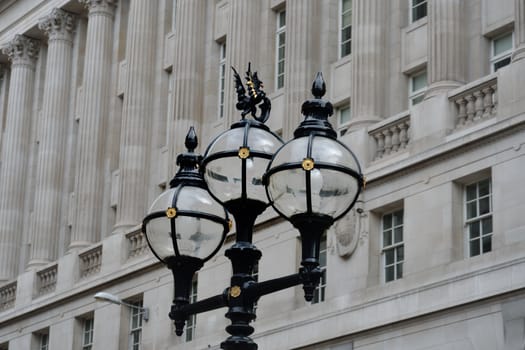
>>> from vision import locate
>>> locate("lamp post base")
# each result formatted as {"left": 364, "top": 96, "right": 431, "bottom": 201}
{"left": 221, "top": 336, "right": 258, "bottom": 350}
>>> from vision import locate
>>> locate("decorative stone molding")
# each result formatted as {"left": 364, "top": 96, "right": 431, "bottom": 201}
{"left": 369, "top": 112, "right": 411, "bottom": 161}
{"left": 79, "top": 245, "right": 102, "bottom": 279}
{"left": 36, "top": 265, "right": 57, "bottom": 296}
{"left": 449, "top": 76, "right": 497, "bottom": 129}
{"left": 0, "top": 281, "right": 16, "bottom": 310}
{"left": 126, "top": 229, "right": 147, "bottom": 259}
{"left": 80, "top": 0, "right": 117, "bottom": 16}
{"left": 0, "top": 281, "right": 17, "bottom": 311}
{"left": 2, "top": 35, "right": 39, "bottom": 67}
{"left": 333, "top": 208, "right": 358, "bottom": 258}
{"left": 38, "top": 8, "right": 76, "bottom": 42}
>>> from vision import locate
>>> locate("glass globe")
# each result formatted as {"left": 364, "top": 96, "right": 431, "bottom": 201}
{"left": 144, "top": 184, "right": 229, "bottom": 263}
{"left": 265, "top": 134, "right": 362, "bottom": 221}
{"left": 202, "top": 121, "right": 283, "bottom": 206}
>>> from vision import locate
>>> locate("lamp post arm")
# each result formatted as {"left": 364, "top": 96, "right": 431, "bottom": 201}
{"left": 170, "top": 290, "right": 229, "bottom": 336}
{"left": 245, "top": 267, "right": 323, "bottom": 302}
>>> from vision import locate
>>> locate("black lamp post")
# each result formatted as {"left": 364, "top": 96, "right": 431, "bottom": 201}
{"left": 143, "top": 66, "right": 364, "bottom": 350}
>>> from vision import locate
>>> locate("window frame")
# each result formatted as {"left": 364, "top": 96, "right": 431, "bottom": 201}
{"left": 218, "top": 42, "right": 227, "bottom": 119}
{"left": 185, "top": 277, "right": 198, "bottom": 342}
{"left": 490, "top": 32, "right": 514, "bottom": 72}
{"left": 464, "top": 178, "right": 493, "bottom": 257}
{"left": 339, "top": 0, "right": 352, "bottom": 58}
{"left": 275, "top": 9, "right": 286, "bottom": 90}
{"left": 381, "top": 209, "right": 404, "bottom": 283}
{"left": 129, "top": 300, "right": 144, "bottom": 350}
{"left": 39, "top": 333, "right": 49, "bottom": 350}
{"left": 82, "top": 317, "right": 94, "bottom": 350}
{"left": 409, "top": 0, "right": 427, "bottom": 23}
{"left": 311, "top": 233, "right": 327, "bottom": 304}
{"left": 409, "top": 70, "right": 427, "bottom": 106}
{"left": 338, "top": 105, "right": 352, "bottom": 128}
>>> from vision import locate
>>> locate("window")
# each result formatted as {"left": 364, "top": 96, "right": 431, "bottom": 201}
{"left": 338, "top": 105, "right": 351, "bottom": 127}
{"left": 129, "top": 300, "right": 144, "bottom": 350}
{"left": 410, "top": 0, "right": 427, "bottom": 23}
{"left": 382, "top": 209, "right": 404, "bottom": 282}
{"left": 275, "top": 10, "right": 286, "bottom": 89}
{"left": 166, "top": 72, "right": 174, "bottom": 145}
{"left": 409, "top": 70, "right": 427, "bottom": 106}
{"left": 340, "top": 0, "right": 352, "bottom": 57}
{"left": 465, "top": 178, "right": 492, "bottom": 257}
{"left": 82, "top": 318, "right": 94, "bottom": 350}
{"left": 311, "top": 234, "right": 327, "bottom": 304}
{"left": 252, "top": 262, "right": 259, "bottom": 316}
{"left": 491, "top": 32, "right": 513, "bottom": 72}
{"left": 218, "top": 42, "right": 227, "bottom": 119}
{"left": 186, "top": 278, "right": 198, "bottom": 341}
{"left": 39, "top": 333, "right": 49, "bottom": 350}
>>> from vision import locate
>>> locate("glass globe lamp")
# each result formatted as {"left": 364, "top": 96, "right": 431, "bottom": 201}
{"left": 142, "top": 128, "right": 229, "bottom": 333}
{"left": 264, "top": 73, "right": 364, "bottom": 299}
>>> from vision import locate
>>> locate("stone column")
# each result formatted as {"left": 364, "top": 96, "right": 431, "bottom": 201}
{"left": 27, "top": 9, "right": 77, "bottom": 267}
{"left": 70, "top": 0, "right": 116, "bottom": 249}
{"left": 224, "top": 0, "right": 262, "bottom": 126}
{"left": 283, "top": 0, "right": 322, "bottom": 138}
{"left": 350, "top": 0, "right": 387, "bottom": 127}
{"left": 513, "top": 0, "right": 525, "bottom": 61}
{"left": 426, "top": 0, "right": 465, "bottom": 97}
{"left": 0, "top": 35, "right": 39, "bottom": 281}
{"left": 114, "top": 0, "right": 158, "bottom": 231}
{"left": 0, "top": 65, "right": 9, "bottom": 155}
{"left": 170, "top": 0, "right": 206, "bottom": 174}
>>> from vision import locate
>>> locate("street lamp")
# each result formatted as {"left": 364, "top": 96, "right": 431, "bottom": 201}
{"left": 94, "top": 291, "right": 149, "bottom": 321}
{"left": 142, "top": 65, "right": 364, "bottom": 350}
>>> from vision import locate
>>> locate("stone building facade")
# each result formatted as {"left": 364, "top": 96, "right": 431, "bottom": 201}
{"left": 0, "top": 0, "right": 524, "bottom": 349}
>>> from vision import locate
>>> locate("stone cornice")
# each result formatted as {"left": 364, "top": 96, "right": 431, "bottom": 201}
{"left": 38, "top": 8, "right": 77, "bottom": 43}
{"left": 2, "top": 35, "right": 39, "bottom": 68}
{"left": 79, "top": 0, "right": 117, "bottom": 17}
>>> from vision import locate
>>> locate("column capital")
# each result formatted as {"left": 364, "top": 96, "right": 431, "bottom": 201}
{"left": 2, "top": 35, "right": 39, "bottom": 68}
{"left": 38, "top": 8, "right": 77, "bottom": 42}
{"left": 80, "top": 0, "right": 117, "bottom": 17}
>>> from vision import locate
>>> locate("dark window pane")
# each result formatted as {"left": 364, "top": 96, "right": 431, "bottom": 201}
{"left": 470, "top": 239, "right": 480, "bottom": 257}
{"left": 412, "top": 3, "right": 427, "bottom": 21}
{"left": 341, "top": 42, "right": 351, "bottom": 56}
{"left": 342, "top": 26, "right": 351, "bottom": 41}
{"left": 385, "top": 249, "right": 394, "bottom": 265}
{"left": 466, "top": 184, "right": 477, "bottom": 201}
{"left": 482, "top": 217, "right": 493, "bottom": 234}
{"left": 394, "top": 210, "right": 404, "bottom": 225}
{"left": 396, "top": 263, "right": 403, "bottom": 279}
{"left": 279, "top": 32, "right": 285, "bottom": 45}
{"left": 494, "top": 57, "right": 511, "bottom": 71}
{"left": 394, "top": 227, "right": 403, "bottom": 243}
{"left": 383, "top": 230, "right": 392, "bottom": 246}
{"left": 319, "top": 252, "right": 327, "bottom": 267}
{"left": 396, "top": 246, "right": 404, "bottom": 261}
{"left": 467, "top": 201, "right": 477, "bottom": 219}
{"left": 482, "top": 236, "right": 492, "bottom": 253}
{"left": 478, "top": 179, "right": 490, "bottom": 196}
{"left": 385, "top": 265, "right": 395, "bottom": 282}
{"left": 383, "top": 214, "right": 392, "bottom": 229}
{"left": 469, "top": 222, "right": 480, "bottom": 239}
{"left": 479, "top": 197, "right": 490, "bottom": 215}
